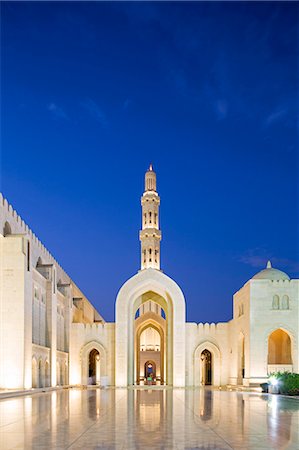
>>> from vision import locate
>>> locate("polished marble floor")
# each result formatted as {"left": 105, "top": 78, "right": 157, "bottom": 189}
{"left": 0, "top": 387, "right": 298, "bottom": 449}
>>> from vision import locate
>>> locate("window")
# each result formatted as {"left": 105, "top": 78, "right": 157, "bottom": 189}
{"left": 3, "top": 221, "right": 12, "bottom": 236}
{"left": 281, "top": 295, "right": 289, "bottom": 310}
{"left": 272, "top": 295, "right": 280, "bottom": 310}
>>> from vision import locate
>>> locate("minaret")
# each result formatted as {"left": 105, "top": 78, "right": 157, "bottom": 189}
{"left": 139, "top": 164, "right": 161, "bottom": 270}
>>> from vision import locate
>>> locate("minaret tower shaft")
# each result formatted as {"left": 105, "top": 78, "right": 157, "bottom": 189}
{"left": 139, "top": 164, "right": 161, "bottom": 270}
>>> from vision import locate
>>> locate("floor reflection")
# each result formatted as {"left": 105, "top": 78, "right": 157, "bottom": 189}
{"left": 0, "top": 387, "right": 298, "bottom": 449}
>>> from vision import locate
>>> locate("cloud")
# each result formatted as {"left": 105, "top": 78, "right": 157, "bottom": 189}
{"left": 239, "top": 250, "right": 268, "bottom": 269}
{"left": 238, "top": 248, "right": 299, "bottom": 273}
{"left": 265, "top": 108, "right": 288, "bottom": 127}
{"left": 47, "top": 103, "right": 69, "bottom": 120}
{"left": 81, "top": 98, "right": 108, "bottom": 128}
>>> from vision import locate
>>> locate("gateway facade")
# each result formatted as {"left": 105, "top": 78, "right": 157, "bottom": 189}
{"left": 0, "top": 166, "right": 298, "bottom": 389}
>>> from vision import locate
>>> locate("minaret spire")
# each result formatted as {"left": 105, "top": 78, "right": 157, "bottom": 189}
{"left": 140, "top": 165, "right": 161, "bottom": 270}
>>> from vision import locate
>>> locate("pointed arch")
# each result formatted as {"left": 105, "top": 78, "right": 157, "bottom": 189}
{"left": 268, "top": 329, "right": 292, "bottom": 365}
{"left": 115, "top": 268, "right": 186, "bottom": 387}
{"left": 194, "top": 342, "right": 221, "bottom": 386}
{"left": 80, "top": 340, "right": 107, "bottom": 385}
{"left": 3, "top": 221, "right": 12, "bottom": 236}
{"left": 32, "top": 357, "right": 38, "bottom": 388}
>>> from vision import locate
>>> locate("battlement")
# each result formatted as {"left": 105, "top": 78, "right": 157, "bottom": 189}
{"left": 186, "top": 322, "right": 228, "bottom": 333}
{"left": 0, "top": 193, "right": 104, "bottom": 322}
{"left": 0, "top": 192, "right": 68, "bottom": 275}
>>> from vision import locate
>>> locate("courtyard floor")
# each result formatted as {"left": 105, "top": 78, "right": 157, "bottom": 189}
{"left": 0, "top": 387, "right": 298, "bottom": 449}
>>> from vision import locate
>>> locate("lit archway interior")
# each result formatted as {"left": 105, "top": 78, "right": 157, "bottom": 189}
{"left": 201, "top": 350, "right": 212, "bottom": 385}
{"left": 134, "top": 292, "right": 167, "bottom": 385}
{"left": 268, "top": 329, "right": 292, "bottom": 364}
{"left": 88, "top": 349, "right": 100, "bottom": 385}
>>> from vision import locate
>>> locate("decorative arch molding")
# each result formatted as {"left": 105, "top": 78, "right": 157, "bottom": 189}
{"left": 193, "top": 341, "right": 221, "bottom": 386}
{"left": 115, "top": 268, "right": 186, "bottom": 387}
{"left": 80, "top": 340, "right": 107, "bottom": 385}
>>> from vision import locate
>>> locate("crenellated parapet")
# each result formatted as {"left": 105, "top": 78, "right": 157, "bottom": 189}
{"left": 0, "top": 192, "right": 68, "bottom": 277}
{"left": 0, "top": 192, "right": 105, "bottom": 323}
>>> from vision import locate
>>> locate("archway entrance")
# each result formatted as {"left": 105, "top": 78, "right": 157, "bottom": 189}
{"left": 45, "top": 361, "right": 50, "bottom": 387}
{"left": 88, "top": 349, "right": 100, "bottom": 385}
{"left": 32, "top": 358, "right": 38, "bottom": 388}
{"left": 201, "top": 350, "right": 212, "bottom": 385}
{"left": 115, "top": 269, "right": 186, "bottom": 387}
{"left": 134, "top": 295, "right": 166, "bottom": 385}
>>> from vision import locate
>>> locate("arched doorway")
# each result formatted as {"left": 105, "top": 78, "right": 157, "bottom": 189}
{"left": 80, "top": 341, "right": 107, "bottom": 386}
{"left": 115, "top": 269, "right": 186, "bottom": 387}
{"left": 45, "top": 361, "right": 50, "bottom": 387}
{"left": 135, "top": 312, "right": 165, "bottom": 385}
{"left": 201, "top": 350, "right": 212, "bottom": 385}
{"left": 194, "top": 342, "right": 221, "bottom": 386}
{"left": 32, "top": 358, "right": 38, "bottom": 388}
{"left": 38, "top": 359, "right": 43, "bottom": 388}
{"left": 56, "top": 362, "right": 60, "bottom": 385}
{"left": 268, "top": 329, "right": 292, "bottom": 370}
{"left": 88, "top": 349, "right": 100, "bottom": 385}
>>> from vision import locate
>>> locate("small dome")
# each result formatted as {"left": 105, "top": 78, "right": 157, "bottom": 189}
{"left": 252, "top": 260, "right": 290, "bottom": 281}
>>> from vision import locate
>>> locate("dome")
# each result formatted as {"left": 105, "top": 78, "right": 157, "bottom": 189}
{"left": 252, "top": 261, "right": 290, "bottom": 281}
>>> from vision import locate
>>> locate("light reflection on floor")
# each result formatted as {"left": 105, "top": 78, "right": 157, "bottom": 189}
{"left": 0, "top": 387, "right": 298, "bottom": 449}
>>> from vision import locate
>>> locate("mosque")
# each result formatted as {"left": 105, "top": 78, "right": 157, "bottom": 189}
{"left": 0, "top": 166, "right": 298, "bottom": 390}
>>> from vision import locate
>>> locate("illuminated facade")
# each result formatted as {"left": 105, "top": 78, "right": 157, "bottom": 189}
{"left": 0, "top": 166, "right": 298, "bottom": 389}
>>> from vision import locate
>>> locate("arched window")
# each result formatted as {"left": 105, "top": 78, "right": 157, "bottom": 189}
{"left": 272, "top": 295, "right": 280, "bottom": 310}
{"left": 268, "top": 329, "right": 292, "bottom": 364}
{"left": 149, "top": 212, "right": 152, "bottom": 224}
{"left": 3, "top": 221, "right": 11, "bottom": 236}
{"left": 281, "top": 295, "right": 289, "bottom": 310}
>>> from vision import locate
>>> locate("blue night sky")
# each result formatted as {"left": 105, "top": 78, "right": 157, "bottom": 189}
{"left": 1, "top": 2, "right": 298, "bottom": 323}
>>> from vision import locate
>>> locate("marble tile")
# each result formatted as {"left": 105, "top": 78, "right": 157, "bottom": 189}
{"left": 0, "top": 387, "right": 298, "bottom": 449}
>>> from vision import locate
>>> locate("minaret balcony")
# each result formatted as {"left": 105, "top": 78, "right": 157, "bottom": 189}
{"left": 140, "top": 229, "right": 161, "bottom": 240}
